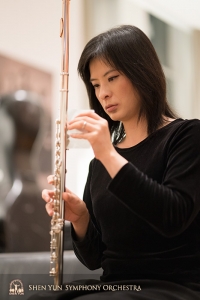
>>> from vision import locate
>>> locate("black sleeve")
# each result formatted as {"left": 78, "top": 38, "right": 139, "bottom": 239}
{"left": 71, "top": 160, "right": 105, "bottom": 270}
{"left": 108, "top": 121, "right": 200, "bottom": 238}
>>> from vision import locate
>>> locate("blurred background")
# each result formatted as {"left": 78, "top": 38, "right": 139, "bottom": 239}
{"left": 0, "top": 0, "right": 200, "bottom": 253}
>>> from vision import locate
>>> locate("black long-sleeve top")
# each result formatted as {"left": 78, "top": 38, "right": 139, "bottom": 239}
{"left": 72, "top": 118, "right": 200, "bottom": 283}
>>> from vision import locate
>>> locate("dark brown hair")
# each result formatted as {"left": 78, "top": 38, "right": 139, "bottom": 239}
{"left": 78, "top": 25, "right": 176, "bottom": 144}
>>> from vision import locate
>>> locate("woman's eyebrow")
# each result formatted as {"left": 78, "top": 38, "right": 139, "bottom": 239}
{"left": 90, "top": 69, "right": 116, "bottom": 82}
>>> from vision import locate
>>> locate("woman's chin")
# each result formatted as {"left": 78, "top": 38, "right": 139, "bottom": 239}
{"left": 107, "top": 112, "right": 120, "bottom": 122}
{"left": 109, "top": 116, "right": 120, "bottom": 122}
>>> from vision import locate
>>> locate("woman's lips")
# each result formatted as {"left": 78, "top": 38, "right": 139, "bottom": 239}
{"left": 106, "top": 104, "right": 118, "bottom": 112}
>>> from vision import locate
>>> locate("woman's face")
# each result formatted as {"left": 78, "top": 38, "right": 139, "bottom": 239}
{"left": 89, "top": 58, "right": 142, "bottom": 124}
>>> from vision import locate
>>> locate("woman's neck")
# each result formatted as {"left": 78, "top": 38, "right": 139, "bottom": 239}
{"left": 117, "top": 117, "right": 148, "bottom": 148}
{"left": 116, "top": 116, "right": 176, "bottom": 149}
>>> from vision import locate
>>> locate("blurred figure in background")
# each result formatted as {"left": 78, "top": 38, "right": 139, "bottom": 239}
{"left": 0, "top": 91, "right": 50, "bottom": 252}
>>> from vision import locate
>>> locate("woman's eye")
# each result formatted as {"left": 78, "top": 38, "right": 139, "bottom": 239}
{"left": 93, "top": 84, "right": 99, "bottom": 89}
{"left": 108, "top": 75, "right": 119, "bottom": 82}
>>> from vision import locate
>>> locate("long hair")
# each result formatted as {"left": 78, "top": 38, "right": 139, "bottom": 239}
{"left": 78, "top": 25, "right": 176, "bottom": 144}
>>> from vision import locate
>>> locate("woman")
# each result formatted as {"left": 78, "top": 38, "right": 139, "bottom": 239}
{"left": 41, "top": 25, "right": 200, "bottom": 299}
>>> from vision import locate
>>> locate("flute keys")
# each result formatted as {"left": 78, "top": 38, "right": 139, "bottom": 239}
{"left": 54, "top": 188, "right": 60, "bottom": 196}
{"left": 53, "top": 212, "right": 60, "bottom": 219}
{"left": 55, "top": 149, "right": 60, "bottom": 156}
{"left": 50, "top": 252, "right": 57, "bottom": 261}
{"left": 50, "top": 267, "right": 56, "bottom": 277}
{"left": 51, "top": 224, "right": 62, "bottom": 234}
{"left": 54, "top": 175, "right": 60, "bottom": 185}
{"left": 56, "top": 140, "right": 61, "bottom": 148}
{"left": 53, "top": 200, "right": 60, "bottom": 207}
{"left": 50, "top": 238, "right": 57, "bottom": 247}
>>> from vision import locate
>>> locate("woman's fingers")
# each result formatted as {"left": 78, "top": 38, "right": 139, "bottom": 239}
{"left": 67, "top": 112, "right": 112, "bottom": 161}
{"left": 42, "top": 189, "right": 55, "bottom": 203}
{"left": 68, "top": 119, "right": 97, "bottom": 135}
{"left": 42, "top": 189, "right": 54, "bottom": 217}
{"left": 70, "top": 110, "right": 100, "bottom": 121}
{"left": 45, "top": 202, "right": 54, "bottom": 217}
{"left": 68, "top": 112, "right": 103, "bottom": 131}
{"left": 42, "top": 185, "right": 87, "bottom": 222}
{"left": 68, "top": 115, "right": 107, "bottom": 136}
{"left": 47, "top": 175, "right": 54, "bottom": 185}
{"left": 69, "top": 116, "right": 99, "bottom": 126}
{"left": 68, "top": 122, "right": 97, "bottom": 138}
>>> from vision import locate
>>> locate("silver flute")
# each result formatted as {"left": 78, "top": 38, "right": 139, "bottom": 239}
{"left": 49, "top": 0, "right": 70, "bottom": 286}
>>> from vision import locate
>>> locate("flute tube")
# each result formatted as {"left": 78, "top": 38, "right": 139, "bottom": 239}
{"left": 49, "top": 0, "right": 70, "bottom": 287}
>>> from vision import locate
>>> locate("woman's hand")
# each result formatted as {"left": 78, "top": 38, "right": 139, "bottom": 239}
{"left": 42, "top": 175, "right": 89, "bottom": 240}
{"left": 68, "top": 110, "right": 114, "bottom": 161}
{"left": 68, "top": 111, "right": 128, "bottom": 178}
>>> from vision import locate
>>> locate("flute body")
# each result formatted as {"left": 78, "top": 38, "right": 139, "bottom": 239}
{"left": 49, "top": 0, "right": 70, "bottom": 286}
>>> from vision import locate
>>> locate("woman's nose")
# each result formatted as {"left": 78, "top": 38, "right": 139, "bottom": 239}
{"left": 98, "top": 85, "right": 111, "bottom": 100}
